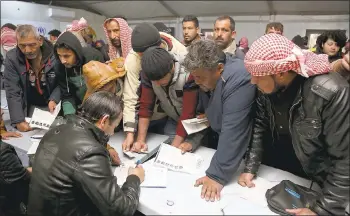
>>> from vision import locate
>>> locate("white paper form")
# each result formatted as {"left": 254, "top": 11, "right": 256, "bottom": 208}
{"left": 153, "top": 144, "right": 203, "bottom": 174}
{"left": 29, "top": 101, "right": 61, "bottom": 130}
{"left": 181, "top": 117, "right": 209, "bottom": 135}
{"left": 27, "top": 139, "right": 40, "bottom": 155}
{"left": 114, "top": 162, "right": 167, "bottom": 188}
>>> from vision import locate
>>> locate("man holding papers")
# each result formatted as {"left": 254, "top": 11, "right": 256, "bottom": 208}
{"left": 27, "top": 92, "right": 144, "bottom": 216}
{"left": 180, "top": 40, "right": 256, "bottom": 201}
{"left": 124, "top": 47, "right": 198, "bottom": 152}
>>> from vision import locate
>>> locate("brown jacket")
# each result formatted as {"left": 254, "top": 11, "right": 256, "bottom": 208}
{"left": 82, "top": 58, "right": 126, "bottom": 101}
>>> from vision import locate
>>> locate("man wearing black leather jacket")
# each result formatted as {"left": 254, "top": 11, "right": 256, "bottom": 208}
{"left": 27, "top": 91, "right": 145, "bottom": 216}
{"left": 240, "top": 34, "right": 349, "bottom": 215}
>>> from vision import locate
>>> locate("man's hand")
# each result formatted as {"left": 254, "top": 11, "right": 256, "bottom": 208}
{"left": 286, "top": 208, "right": 316, "bottom": 215}
{"left": 26, "top": 167, "right": 32, "bottom": 173}
{"left": 16, "top": 121, "right": 32, "bottom": 132}
{"left": 342, "top": 53, "right": 349, "bottom": 71}
{"left": 108, "top": 148, "right": 121, "bottom": 166}
{"left": 178, "top": 142, "right": 193, "bottom": 154}
{"left": 48, "top": 101, "right": 57, "bottom": 113}
{"left": 128, "top": 165, "right": 145, "bottom": 183}
{"left": 238, "top": 173, "right": 256, "bottom": 188}
{"left": 194, "top": 176, "right": 223, "bottom": 202}
{"left": 122, "top": 132, "right": 134, "bottom": 151}
{"left": 131, "top": 140, "right": 148, "bottom": 153}
{"left": 1, "top": 131, "right": 22, "bottom": 140}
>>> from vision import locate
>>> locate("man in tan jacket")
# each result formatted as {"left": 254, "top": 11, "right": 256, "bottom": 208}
{"left": 122, "top": 23, "right": 187, "bottom": 150}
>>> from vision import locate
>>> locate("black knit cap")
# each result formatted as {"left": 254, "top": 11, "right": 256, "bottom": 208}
{"left": 141, "top": 47, "right": 174, "bottom": 81}
{"left": 131, "top": 23, "right": 161, "bottom": 53}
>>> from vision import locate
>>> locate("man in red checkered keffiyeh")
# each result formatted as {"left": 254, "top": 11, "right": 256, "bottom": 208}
{"left": 103, "top": 18, "right": 132, "bottom": 60}
{"left": 1, "top": 26, "right": 17, "bottom": 53}
{"left": 239, "top": 32, "right": 350, "bottom": 216}
{"left": 244, "top": 33, "right": 331, "bottom": 94}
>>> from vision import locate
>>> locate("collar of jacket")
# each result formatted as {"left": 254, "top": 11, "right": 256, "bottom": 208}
{"left": 223, "top": 39, "right": 237, "bottom": 55}
{"left": 70, "top": 115, "right": 110, "bottom": 147}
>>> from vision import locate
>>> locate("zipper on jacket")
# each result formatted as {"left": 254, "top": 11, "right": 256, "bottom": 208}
{"left": 288, "top": 95, "right": 310, "bottom": 179}
{"left": 163, "top": 86, "right": 180, "bottom": 117}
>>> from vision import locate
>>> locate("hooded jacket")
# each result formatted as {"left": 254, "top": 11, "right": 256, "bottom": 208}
{"left": 4, "top": 38, "right": 60, "bottom": 125}
{"left": 54, "top": 32, "right": 104, "bottom": 116}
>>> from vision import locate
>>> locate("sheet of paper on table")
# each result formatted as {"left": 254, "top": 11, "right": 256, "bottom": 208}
{"left": 114, "top": 162, "right": 167, "bottom": 188}
{"left": 153, "top": 144, "right": 203, "bottom": 174}
{"left": 29, "top": 101, "right": 61, "bottom": 130}
{"left": 181, "top": 117, "right": 209, "bottom": 135}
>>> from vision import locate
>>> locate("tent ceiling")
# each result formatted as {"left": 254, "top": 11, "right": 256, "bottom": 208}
{"left": 25, "top": 1, "right": 350, "bottom": 19}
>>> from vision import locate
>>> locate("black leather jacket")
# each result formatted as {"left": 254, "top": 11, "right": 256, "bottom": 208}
{"left": 0, "top": 141, "right": 31, "bottom": 215}
{"left": 244, "top": 73, "right": 349, "bottom": 215}
{"left": 27, "top": 115, "right": 141, "bottom": 216}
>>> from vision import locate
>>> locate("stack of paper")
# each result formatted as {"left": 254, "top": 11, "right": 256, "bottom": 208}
{"left": 29, "top": 101, "right": 61, "bottom": 130}
{"left": 182, "top": 117, "right": 209, "bottom": 135}
{"left": 113, "top": 163, "right": 167, "bottom": 188}
{"left": 153, "top": 144, "right": 203, "bottom": 174}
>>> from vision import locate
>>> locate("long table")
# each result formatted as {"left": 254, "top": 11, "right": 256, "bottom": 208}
{"left": 2, "top": 90, "right": 319, "bottom": 215}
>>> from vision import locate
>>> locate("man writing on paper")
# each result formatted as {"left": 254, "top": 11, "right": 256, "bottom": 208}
{"left": 27, "top": 92, "right": 145, "bottom": 216}
{"left": 126, "top": 47, "right": 198, "bottom": 152}
{"left": 4, "top": 25, "right": 60, "bottom": 131}
{"left": 179, "top": 40, "right": 256, "bottom": 201}
{"left": 239, "top": 33, "right": 349, "bottom": 215}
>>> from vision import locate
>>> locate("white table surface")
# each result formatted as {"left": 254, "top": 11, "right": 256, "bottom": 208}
{"left": 2, "top": 90, "right": 318, "bottom": 215}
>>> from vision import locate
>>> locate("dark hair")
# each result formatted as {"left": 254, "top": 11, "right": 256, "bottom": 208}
{"left": 141, "top": 47, "right": 174, "bottom": 81}
{"left": 1, "top": 23, "right": 17, "bottom": 30}
{"left": 292, "top": 35, "right": 306, "bottom": 49}
{"left": 215, "top": 15, "right": 235, "bottom": 31}
{"left": 316, "top": 30, "right": 347, "bottom": 50}
{"left": 182, "top": 15, "right": 199, "bottom": 28}
{"left": 265, "top": 22, "right": 284, "bottom": 34}
{"left": 183, "top": 40, "right": 226, "bottom": 72}
{"left": 54, "top": 42, "right": 73, "bottom": 51}
{"left": 48, "top": 29, "right": 61, "bottom": 37}
{"left": 79, "top": 91, "right": 122, "bottom": 124}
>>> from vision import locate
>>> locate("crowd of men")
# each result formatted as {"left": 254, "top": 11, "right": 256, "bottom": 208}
{"left": 0, "top": 14, "right": 349, "bottom": 216}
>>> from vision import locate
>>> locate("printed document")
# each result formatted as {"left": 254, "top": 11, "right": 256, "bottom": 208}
{"left": 182, "top": 117, "right": 209, "bottom": 135}
{"left": 153, "top": 144, "right": 203, "bottom": 174}
{"left": 114, "top": 163, "right": 167, "bottom": 188}
{"left": 29, "top": 101, "right": 61, "bottom": 130}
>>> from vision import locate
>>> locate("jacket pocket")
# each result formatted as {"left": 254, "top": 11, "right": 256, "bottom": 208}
{"left": 295, "top": 118, "right": 322, "bottom": 139}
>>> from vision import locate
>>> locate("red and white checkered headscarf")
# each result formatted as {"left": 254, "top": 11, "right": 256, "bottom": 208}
{"left": 103, "top": 18, "right": 132, "bottom": 59}
{"left": 71, "top": 17, "right": 88, "bottom": 32}
{"left": 244, "top": 33, "right": 331, "bottom": 78}
{"left": 1, "top": 27, "right": 17, "bottom": 52}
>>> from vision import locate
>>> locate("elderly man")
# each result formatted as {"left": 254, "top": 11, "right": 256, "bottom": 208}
{"left": 213, "top": 15, "right": 245, "bottom": 59}
{"left": 103, "top": 17, "right": 132, "bottom": 60}
{"left": 27, "top": 91, "right": 145, "bottom": 216}
{"left": 179, "top": 40, "right": 256, "bottom": 202}
{"left": 4, "top": 24, "right": 60, "bottom": 131}
{"left": 239, "top": 33, "right": 349, "bottom": 215}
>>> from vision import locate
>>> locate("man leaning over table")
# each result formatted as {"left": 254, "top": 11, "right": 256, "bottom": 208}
{"left": 179, "top": 40, "right": 256, "bottom": 202}
{"left": 239, "top": 33, "right": 349, "bottom": 215}
{"left": 127, "top": 46, "right": 198, "bottom": 152}
{"left": 27, "top": 91, "right": 145, "bottom": 216}
{"left": 4, "top": 25, "right": 60, "bottom": 132}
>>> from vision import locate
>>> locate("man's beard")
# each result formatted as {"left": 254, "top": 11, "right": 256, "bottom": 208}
{"left": 259, "top": 78, "right": 285, "bottom": 95}
{"left": 111, "top": 38, "right": 121, "bottom": 47}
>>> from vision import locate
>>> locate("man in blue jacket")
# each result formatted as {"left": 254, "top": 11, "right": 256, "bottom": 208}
{"left": 4, "top": 25, "right": 60, "bottom": 132}
{"left": 179, "top": 40, "right": 256, "bottom": 201}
